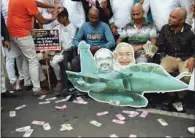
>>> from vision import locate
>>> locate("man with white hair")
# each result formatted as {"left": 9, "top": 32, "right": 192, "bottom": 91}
{"left": 113, "top": 42, "right": 135, "bottom": 70}
{"left": 94, "top": 48, "right": 114, "bottom": 73}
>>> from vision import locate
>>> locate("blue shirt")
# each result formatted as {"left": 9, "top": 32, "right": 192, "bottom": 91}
{"left": 73, "top": 22, "right": 115, "bottom": 49}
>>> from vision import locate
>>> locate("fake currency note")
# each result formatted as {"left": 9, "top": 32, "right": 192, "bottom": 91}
{"left": 15, "top": 104, "right": 26, "bottom": 110}
{"left": 9, "top": 111, "right": 16, "bottom": 117}
{"left": 157, "top": 119, "right": 168, "bottom": 126}
{"left": 31, "top": 120, "right": 45, "bottom": 125}
{"left": 43, "top": 123, "right": 51, "bottom": 130}
{"left": 23, "top": 129, "right": 34, "bottom": 137}
{"left": 112, "top": 119, "right": 125, "bottom": 124}
{"left": 45, "top": 97, "right": 57, "bottom": 101}
{"left": 109, "top": 100, "right": 120, "bottom": 106}
{"left": 55, "top": 95, "right": 71, "bottom": 103}
{"left": 90, "top": 120, "right": 102, "bottom": 127}
{"left": 38, "top": 95, "right": 46, "bottom": 100}
{"left": 140, "top": 111, "right": 148, "bottom": 118}
{"left": 60, "top": 124, "right": 73, "bottom": 131}
{"left": 129, "top": 134, "right": 137, "bottom": 137}
{"left": 55, "top": 105, "right": 67, "bottom": 110}
{"left": 38, "top": 101, "right": 50, "bottom": 105}
{"left": 109, "top": 134, "right": 118, "bottom": 137}
{"left": 116, "top": 114, "right": 126, "bottom": 120}
{"left": 16, "top": 126, "right": 31, "bottom": 132}
{"left": 128, "top": 112, "right": 140, "bottom": 118}
{"left": 96, "top": 111, "right": 109, "bottom": 116}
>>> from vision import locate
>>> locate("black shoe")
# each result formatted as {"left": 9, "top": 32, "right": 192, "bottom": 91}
{"left": 1, "top": 91, "right": 17, "bottom": 98}
{"left": 23, "top": 85, "right": 33, "bottom": 91}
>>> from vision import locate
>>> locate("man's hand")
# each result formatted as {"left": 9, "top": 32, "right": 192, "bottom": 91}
{"left": 186, "top": 57, "right": 195, "bottom": 73}
{"left": 2, "top": 40, "right": 10, "bottom": 51}
{"left": 90, "top": 46, "right": 100, "bottom": 54}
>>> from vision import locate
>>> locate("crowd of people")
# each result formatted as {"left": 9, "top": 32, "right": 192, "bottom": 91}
{"left": 1, "top": 0, "right": 195, "bottom": 135}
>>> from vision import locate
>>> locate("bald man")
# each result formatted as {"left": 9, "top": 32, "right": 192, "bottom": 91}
{"left": 118, "top": 3, "right": 157, "bottom": 63}
{"left": 153, "top": 8, "right": 195, "bottom": 110}
{"left": 72, "top": 7, "right": 115, "bottom": 72}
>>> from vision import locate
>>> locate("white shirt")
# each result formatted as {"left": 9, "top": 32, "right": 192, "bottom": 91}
{"left": 62, "top": 0, "right": 85, "bottom": 28}
{"left": 1, "top": 0, "right": 9, "bottom": 24}
{"left": 54, "top": 23, "right": 77, "bottom": 51}
{"left": 109, "top": 0, "right": 134, "bottom": 29}
{"left": 37, "top": 0, "right": 61, "bottom": 29}
{"left": 143, "top": 0, "right": 193, "bottom": 31}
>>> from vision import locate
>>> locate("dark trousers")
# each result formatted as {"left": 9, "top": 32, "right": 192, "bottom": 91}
{"left": 71, "top": 55, "right": 81, "bottom": 72}
{"left": 59, "top": 50, "right": 74, "bottom": 88}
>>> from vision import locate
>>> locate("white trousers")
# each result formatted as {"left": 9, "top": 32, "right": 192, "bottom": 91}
{"left": 12, "top": 35, "right": 41, "bottom": 92}
{"left": 50, "top": 54, "right": 64, "bottom": 81}
{"left": 6, "top": 55, "right": 26, "bottom": 84}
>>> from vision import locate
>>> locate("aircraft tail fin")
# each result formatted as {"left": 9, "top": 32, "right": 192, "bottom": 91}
{"left": 78, "top": 41, "right": 98, "bottom": 74}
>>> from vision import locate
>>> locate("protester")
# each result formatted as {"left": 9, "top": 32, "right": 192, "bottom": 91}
{"left": 7, "top": 0, "right": 60, "bottom": 96}
{"left": 1, "top": 14, "right": 17, "bottom": 98}
{"left": 72, "top": 7, "right": 115, "bottom": 72}
{"left": 118, "top": 3, "right": 157, "bottom": 63}
{"left": 49, "top": 8, "right": 77, "bottom": 90}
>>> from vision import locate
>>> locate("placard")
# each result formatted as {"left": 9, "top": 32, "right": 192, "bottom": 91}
{"left": 32, "top": 29, "right": 61, "bottom": 51}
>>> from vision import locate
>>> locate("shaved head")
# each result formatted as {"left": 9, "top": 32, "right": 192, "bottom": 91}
{"left": 132, "top": 3, "right": 144, "bottom": 12}
{"left": 88, "top": 7, "right": 99, "bottom": 16}
{"left": 171, "top": 7, "right": 187, "bottom": 21}
{"left": 131, "top": 3, "right": 144, "bottom": 23}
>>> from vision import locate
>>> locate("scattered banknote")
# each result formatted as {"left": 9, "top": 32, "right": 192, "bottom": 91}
{"left": 15, "top": 104, "right": 26, "bottom": 110}
{"left": 16, "top": 126, "right": 31, "bottom": 132}
{"left": 90, "top": 120, "right": 102, "bottom": 127}
{"left": 9, "top": 111, "right": 16, "bottom": 117}
{"left": 109, "top": 134, "right": 118, "bottom": 137}
{"left": 96, "top": 111, "right": 109, "bottom": 116}
{"left": 112, "top": 119, "right": 125, "bottom": 124}
{"left": 31, "top": 120, "right": 45, "bottom": 125}
{"left": 55, "top": 95, "right": 71, "bottom": 103}
{"left": 43, "top": 123, "right": 51, "bottom": 130}
{"left": 122, "top": 111, "right": 138, "bottom": 115}
{"left": 60, "top": 124, "right": 73, "bottom": 131}
{"left": 128, "top": 112, "right": 140, "bottom": 118}
{"left": 38, "top": 101, "right": 50, "bottom": 105}
{"left": 129, "top": 134, "right": 137, "bottom": 137}
{"left": 157, "top": 119, "right": 168, "bottom": 126}
{"left": 55, "top": 105, "right": 67, "bottom": 110}
{"left": 116, "top": 114, "right": 126, "bottom": 121}
{"left": 38, "top": 95, "right": 46, "bottom": 100}
{"left": 23, "top": 129, "right": 34, "bottom": 137}
{"left": 73, "top": 100, "right": 88, "bottom": 104}
{"left": 140, "top": 111, "right": 148, "bottom": 118}
{"left": 45, "top": 97, "right": 57, "bottom": 101}
{"left": 109, "top": 100, "right": 120, "bottom": 106}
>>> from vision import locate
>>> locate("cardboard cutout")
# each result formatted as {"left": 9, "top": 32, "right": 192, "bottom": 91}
{"left": 66, "top": 41, "right": 190, "bottom": 107}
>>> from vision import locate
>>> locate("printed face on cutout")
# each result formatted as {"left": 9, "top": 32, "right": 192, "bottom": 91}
{"left": 114, "top": 44, "right": 135, "bottom": 67}
{"left": 94, "top": 49, "right": 113, "bottom": 73}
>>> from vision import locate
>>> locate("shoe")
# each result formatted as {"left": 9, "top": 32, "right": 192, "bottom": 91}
{"left": 33, "top": 89, "right": 48, "bottom": 96}
{"left": 53, "top": 82, "right": 63, "bottom": 91}
{"left": 9, "top": 82, "right": 16, "bottom": 90}
{"left": 188, "top": 127, "right": 195, "bottom": 134}
{"left": 23, "top": 85, "right": 33, "bottom": 91}
{"left": 1, "top": 91, "right": 17, "bottom": 98}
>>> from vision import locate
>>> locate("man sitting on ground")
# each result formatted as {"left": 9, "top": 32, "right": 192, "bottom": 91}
{"left": 72, "top": 7, "right": 115, "bottom": 72}
{"left": 150, "top": 7, "right": 195, "bottom": 111}
{"left": 117, "top": 3, "right": 157, "bottom": 63}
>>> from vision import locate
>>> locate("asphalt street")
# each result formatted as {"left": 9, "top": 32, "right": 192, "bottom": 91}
{"left": 1, "top": 89, "right": 195, "bottom": 138}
